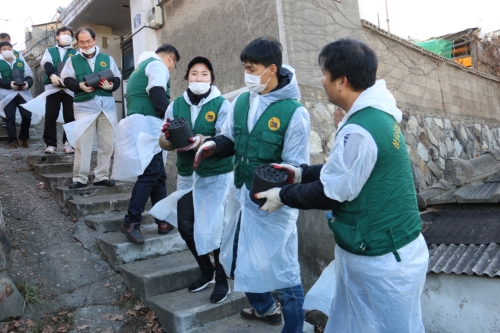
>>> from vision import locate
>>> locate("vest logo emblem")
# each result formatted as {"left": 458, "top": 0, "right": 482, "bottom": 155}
{"left": 268, "top": 117, "right": 280, "bottom": 131}
{"left": 14, "top": 53, "right": 18, "bottom": 58}
{"left": 393, "top": 122, "right": 401, "bottom": 149}
{"left": 100, "top": 61, "right": 107, "bottom": 67}
{"left": 16, "top": 62, "right": 22, "bottom": 67}
{"left": 205, "top": 111, "right": 216, "bottom": 122}
{"left": 68, "top": 54, "right": 74, "bottom": 57}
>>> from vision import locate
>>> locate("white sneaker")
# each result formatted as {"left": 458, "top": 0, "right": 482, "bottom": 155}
{"left": 63, "top": 141, "right": 75, "bottom": 154}
{"left": 44, "top": 146, "right": 57, "bottom": 154}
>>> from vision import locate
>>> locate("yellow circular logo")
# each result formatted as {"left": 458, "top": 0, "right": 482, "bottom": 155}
{"left": 16, "top": 62, "right": 22, "bottom": 67}
{"left": 100, "top": 61, "right": 107, "bottom": 67}
{"left": 268, "top": 117, "right": 280, "bottom": 131}
{"left": 68, "top": 54, "right": 74, "bottom": 57}
{"left": 205, "top": 111, "right": 216, "bottom": 122}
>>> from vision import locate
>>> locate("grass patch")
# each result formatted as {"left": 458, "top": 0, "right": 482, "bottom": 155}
{"left": 16, "top": 280, "right": 42, "bottom": 311}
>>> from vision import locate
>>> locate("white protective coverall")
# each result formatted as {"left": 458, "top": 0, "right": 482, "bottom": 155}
{"left": 303, "top": 80, "right": 429, "bottom": 333}
{"left": 149, "top": 86, "right": 233, "bottom": 256}
{"left": 218, "top": 65, "right": 311, "bottom": 293}
{"left": 112, "top": 52, "right": 168, "bottom": 182}
{"left": 60, "top": 46, "right": 121, "bottom": 148}
{"left": 22, "top": 44, "right": 76, "bottom": 123}
{"left": 0, "top": 54, "right": 39, "bottom": 123}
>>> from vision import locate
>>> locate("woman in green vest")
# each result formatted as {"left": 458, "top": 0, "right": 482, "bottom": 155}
{"left": 152, "top": 56, "right": 233, "bottom": 304}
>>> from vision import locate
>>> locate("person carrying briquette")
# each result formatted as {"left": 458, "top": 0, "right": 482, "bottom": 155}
{"left": 40, "top": 26, "right": 77, "bottom": 154}
{"left": 151, "top": 55, "right": 234, "bottom": 304}
{"left": 60, "top": 27, "right": 121, "bottom": 189}
{"left": 112, "top": 44, "right": 179, "bottom": 243}
{"left": 255, "top": 38, "right": 429, "bottom": 333}
{"left": 193, "top": 37, "right": 311, "bottom": 332}
{"left": 0, "top": 41, "right": 33, "bottom": 149}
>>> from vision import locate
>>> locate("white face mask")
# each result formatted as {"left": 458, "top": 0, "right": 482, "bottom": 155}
{"left": 188, "top": 82, "right": 211, "bottom": 95}
{"left": 59, "top": 35, "right": 73, "bottom": 46}
{"left": 244, "top": 67, "right": 271, "bottom": 93}
{"left": 1, "top": 50, "right": 14, "bottom": 59}
{"left": 80, "top": 46, "right": 96, "bottom": 55}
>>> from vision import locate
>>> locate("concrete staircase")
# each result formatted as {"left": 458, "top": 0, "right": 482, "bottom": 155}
{"left": 0, "top": 120, "right": 42, "bottom": 143}
{"left": 27, "top": 153, "right": 314, "bottom": 333}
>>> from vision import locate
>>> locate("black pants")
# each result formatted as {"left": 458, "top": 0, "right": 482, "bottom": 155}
{"left": 43, "top": 90, "right": 74, "bottom": 146}
{"left": 124, "top": 152, "right": 167, "bottom": 225}
{"left": 4, "top": 95, "right": 31, "bottom": 143}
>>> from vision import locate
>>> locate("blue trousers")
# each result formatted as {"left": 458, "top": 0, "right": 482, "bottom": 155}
{"left": 246, "top": 284, "right": 305, "bottom": 333}
{"left": 124, "top": 152, "right": 167, "bottom": 225}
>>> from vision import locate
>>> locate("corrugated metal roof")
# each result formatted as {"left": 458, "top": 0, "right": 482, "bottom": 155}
{"left": 428, "top": 243, "right": 500, "bottom": 277}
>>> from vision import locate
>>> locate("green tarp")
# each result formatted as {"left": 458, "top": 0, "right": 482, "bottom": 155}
{"left": 413, "top": 39, "right": 453, "bottom": 58}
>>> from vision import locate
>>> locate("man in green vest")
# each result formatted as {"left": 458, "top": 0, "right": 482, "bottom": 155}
{"left": 113, "top": 44, "right": 179, "bottom": 244}
{"left": 0, "top": 33, "right": 24, "bottom": 60}
{"left": 61, "top": 27, "right": 122, "bottom": 189}
{"left": 0, "top": 41, "right": 33, "bottom": 149}
{"left": 40, "top": 26, "right": 76, "bottom": 154}
{"left": 194, "top": 37, "right": 311, "bottom": 332}
{"left": 255, "top": 38, "right": 429, "bottom": 333}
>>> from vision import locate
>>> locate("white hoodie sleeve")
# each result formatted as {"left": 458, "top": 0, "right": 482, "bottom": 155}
{"left": 215, "top": 99, "right": 230, "bottom": 136}
{"left": 145, "top": 60, "right": 169, "bottom": 94}
{"left": 282, "top": 106, "right": 310, "bottom": 166}
{"left": 40, "top": 49, "right": 53, "bottom": 67}
{"left": 220, "top": 94, "right": 239, "bottom": 142}
{"left": 320, "top": 124, "right": 378, "bottom": 202}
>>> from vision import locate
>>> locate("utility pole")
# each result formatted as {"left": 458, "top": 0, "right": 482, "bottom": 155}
{"left": 385, "top": 0, "right": 390, "bottom": 33}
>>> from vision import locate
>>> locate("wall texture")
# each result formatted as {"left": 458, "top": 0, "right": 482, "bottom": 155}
{"left": 422, "top": 273, "right": 500, "bottom": 333}
{"left": 158, "top": 0, "right": 280, "bottom": 98}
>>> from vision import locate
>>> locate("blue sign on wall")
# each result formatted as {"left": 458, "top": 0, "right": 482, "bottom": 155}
{"left": 133, "top": 13, "right": 141, "bottom": 29}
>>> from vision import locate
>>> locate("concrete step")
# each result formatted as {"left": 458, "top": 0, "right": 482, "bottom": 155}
{"left": 67, "top": 192, "right": 130, "bottom": 218}
{"left": 0, "top": 133, "right": 42, "bottom": 141}
{"left": 98, "top": 228, "right": 187, "bottom": 270}
{"left": 26, "top": 153, "right": 74, "bottom": 166}
{"left": 118, "top": 250, "right": 200, "bottom": 301}
{"left": 40, "top": 172, "right": 94, "bottom": 192}
{"left": 0, "top": 126, "right": 36, "bottom": 139}
{"left": 147, "top": 280, "right": 249, "bottom": 333}
{"left": 53, "top": 182, "right": 133, "bottom": 207}
{"left": 84, "top": 211, "right": 155, "bottom": 233}
{"left": 32, "top": 162, "right": 73, "bottom": 175}
{"left": 191, "top": 313, "right": 315, "bottom": 333}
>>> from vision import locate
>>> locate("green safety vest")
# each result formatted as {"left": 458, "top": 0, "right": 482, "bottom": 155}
{"left": 72, "top": 53, "right": 113, "bottom": 103}
{"left": 173, "top": 95, "right": 234, "bottom": 177}
{"left": 126, "top": 58, "right": 168, "bottom": 118}
{"left": 233, "top": 91, "right": 301, "bottom": 189}
{"left": 166, "top": 79, "right": 171, "bottom": 105}
{"left": 14, "top": 50, "right": 21, "bottom": 59}
{"left": 330, "top": 107, "right": 422, "bottom": 261}
{"left": 0, "top": 58, "right": 25, "bottom": 81}
{"left": 42, "top": 47, "right": 77, "bottom": 85}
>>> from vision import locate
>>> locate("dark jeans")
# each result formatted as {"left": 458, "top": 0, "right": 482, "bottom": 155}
{"left": 246, "top": 284, "right": 305, "bottom": 333}
{"left": 124, "top": 152, "right": 167, "bottom": 225}
{"left": 43, "top": 90, "right": 74, "bottom": 146}
{"left": 4, "top": 94, "right": 31, "bottom": 143}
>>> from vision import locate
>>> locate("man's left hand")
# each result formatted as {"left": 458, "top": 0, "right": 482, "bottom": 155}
{"left": 19, "top": 82, "right": 29, "bottom": 90}
{"left": 177, "top": 135, "right": 201, "bottom": 152}
{"left": 255, "top": 188, "right": 283, "bottom": 213}
{"left": 99, "top": 78, "right": 113, "bottom": 90}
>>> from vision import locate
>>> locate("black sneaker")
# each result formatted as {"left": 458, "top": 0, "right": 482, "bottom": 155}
{"left": 69, "top": 181, "right": 87, "bottom": 189}
{"left": 93, "top": 179, "right": 115, "bottom": 187}
{"left": 210, "top": 276, "right": 230, "bottom": 304}
{"left": 120, "top": 222, "right": 144, "bottom": 245}
{"left": 158, "top": 222, "right": 175, "bottom": 234}
{"left": 240, "top": 307, "right": 282, "bottom": 326}
{"left": 188, "top": 273, "right": 215, "bottom": 292}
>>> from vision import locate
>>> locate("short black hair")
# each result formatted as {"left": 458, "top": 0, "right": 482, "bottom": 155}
{"left": 56, "top": 26, "right": 74, "bottom": 37}
{"left": 184, "top": 56, "right": 215, "bottom": 83}
{"left": 0, "top": 41, "right": 13, "bottom": 49}
{"left": 75, "top": 27, "right": 95, "bottom": 41}
{"left": 318, "top": 38, "right": 378, "bottom": 92}
{"left": 156, "top": 44, "right": 180, "bottom": 62}
{"left": 0, "top": 33, "right": 11, "bottom": 41}
{"left": 240, "top": 37, "right": 282, "bottom": 72}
